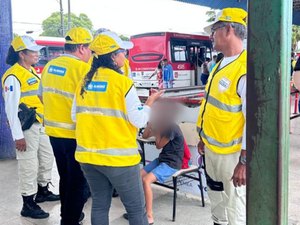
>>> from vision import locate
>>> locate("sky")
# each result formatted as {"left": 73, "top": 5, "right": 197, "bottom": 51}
{"left": 11, "top": 0, "right": 212, "bottom": 37}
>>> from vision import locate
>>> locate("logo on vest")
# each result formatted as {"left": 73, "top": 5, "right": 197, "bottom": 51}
{"left": 27, "top": 77, "right": 38, "bottom": 85}
{"left": 86, "top": 81, "right": 108, "bottom": 92}
{"left": 218, "top": 77, "right": 231, "bottom": 92}
{"left": 48, "top": 65, "right": 66, "bottom": 76}
{"left": 4, "top": 85, "right": 13, "bottom": 92}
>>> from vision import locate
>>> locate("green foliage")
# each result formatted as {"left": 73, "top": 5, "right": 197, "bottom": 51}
{"left": 119, "top": 35, "right": 129, "bottom": 41}
{"left": 206, "top": 10, "right": 216, "bottom": 22}
{"left": 292, "top": 25, "right": 300, "bottom": 51}
{"left": 41, "top": 12, "right": 93, "bottom": 37}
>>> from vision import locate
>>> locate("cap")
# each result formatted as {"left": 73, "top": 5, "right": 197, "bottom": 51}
{"left": 11, "top": 36, "right": 44, "bottom": 52}
{"left": 204, "top": 8, "right": 247, "bottom": 34}
{"left": 89, "top": 31, "right": 133, "bottom": 56}
{"left": 65, "top": 27, "right": 93, "bottom": 44}
{"left": 94, "top": 28, "right": 110, "bottom": 36}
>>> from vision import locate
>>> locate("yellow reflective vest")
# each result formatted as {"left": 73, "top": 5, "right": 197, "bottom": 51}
{"left": 196, "top": 50, "right": 246, "bottom": 154}
{"left": 74, "top": 67, "right": 140, "bottom": 167}
{"left": 41, "top": 55, "right": 90, "bottom": 139}
{"left": 2, "top": 63, "right": 44, "bottom": 123}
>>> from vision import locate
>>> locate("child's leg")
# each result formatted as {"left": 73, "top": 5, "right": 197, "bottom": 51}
{"left": 145, "top": 162, "right": 179, "bottom": 223}
{"left": 140, "top": 168, "right": 148, "bottom": 178}
{"left": 142, "top": 172, "right": 157, "bottom": 223}
{"left": 140, "top": 158, "right": 160, "bottom": 179}
{"left": 140, "top": 159, "right": 160, "bottom": 223}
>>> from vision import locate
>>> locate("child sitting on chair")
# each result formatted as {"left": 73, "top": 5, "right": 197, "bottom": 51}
{"left": 141, "top": 99, "right": 184, "bottom": 225}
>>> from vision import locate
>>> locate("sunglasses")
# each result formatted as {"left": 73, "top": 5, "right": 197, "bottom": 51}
{"left": 115, "top": 49, "right": 126, "bottom": 55}
{"left": 211, "top": 24, "right": 227, "bottom": 34}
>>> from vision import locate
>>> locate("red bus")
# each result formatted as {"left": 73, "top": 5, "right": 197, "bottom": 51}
{"left": 34, "top": 36, "right": 65, "bottom": 74}
{"left": 129, "top": 32, "right": 212, "bottom": 88}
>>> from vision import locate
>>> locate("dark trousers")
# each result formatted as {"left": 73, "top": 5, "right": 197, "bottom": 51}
{"left": 201, "top": 73, "right": 209, "bottom": 85}
{"left": 50, "top": 137, "right": 87, "bottom": 225}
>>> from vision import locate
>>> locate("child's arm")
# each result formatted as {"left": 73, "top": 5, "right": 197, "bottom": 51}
{"left": 155, "top": 128, "right": 170, "bottom": 149}
{"left": 142, "top": 122, "right": 154, "bottom": 139}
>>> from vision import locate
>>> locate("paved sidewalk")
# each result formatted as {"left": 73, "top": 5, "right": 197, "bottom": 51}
{"left": 0, "top": 117, "right": 300, "bottom": 225}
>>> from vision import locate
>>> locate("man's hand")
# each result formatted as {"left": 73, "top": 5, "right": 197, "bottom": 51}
{"left": 231, "top": 150, "right": 246, "bottom": 187}
{"left": 15, "top": 138, "right": 26, "bottom": 152}
{"left": 231, "top": 163, "right": 246, "bottom": 187}
{"left": 197, "top": 140, "right": 205, "bottom": 155}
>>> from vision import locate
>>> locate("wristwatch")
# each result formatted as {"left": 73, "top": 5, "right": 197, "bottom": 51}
{"left": 239, "top": 155, "right": 246, "bottom": 165}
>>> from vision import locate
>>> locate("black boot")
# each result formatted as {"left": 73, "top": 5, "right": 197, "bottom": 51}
{"left": 35, "top": 183, "right": 60, "bottom": 203}
{"left": 21, "top": 195, "right": 49, "bottom": 219}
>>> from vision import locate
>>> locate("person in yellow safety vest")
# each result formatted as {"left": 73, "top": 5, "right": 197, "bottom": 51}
{"left": 196, "top": 8, "right": 247, "bottom": 225}
{"left": 1, "top": 36, "right": 59, "bottom": 219}
{"left": 39, "top": 27, "right": 93, "bottom": 225}
{"left": 71, "top": 30, "right": 163, "bottom": 225}
{"left": 94, "top": 28, "right": 132, "bottom": 78}
{"left": 93, "top": 28, "right": 131, "bottom": 199}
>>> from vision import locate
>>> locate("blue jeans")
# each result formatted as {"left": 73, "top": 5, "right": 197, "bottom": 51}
{"left": 201, "top": 73, "right": 209, "bottom": 85}
{"left": 163, "top": 80, "right": 173, "bottom": 88}
{"left": 80, "top": 163, "right": 148, "bottom": 225}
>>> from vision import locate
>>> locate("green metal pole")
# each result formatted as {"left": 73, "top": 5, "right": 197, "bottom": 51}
{"left": 247, "top": 0, "right": 292, "bottom": 224}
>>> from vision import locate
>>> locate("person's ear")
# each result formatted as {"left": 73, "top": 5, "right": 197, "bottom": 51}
{"left": 78, "top": 45, "right": 85, "bottom": 54}
{"left": 19, "top": 51, "right": 25, "bottom": 60}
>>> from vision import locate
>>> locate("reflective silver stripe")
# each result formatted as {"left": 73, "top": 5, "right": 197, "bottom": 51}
{"left": 206, "top": 95, "right": 242, "bottom": 112}
{"left": 44, "top": 119, "right": 75, "bottom": 130}
{"left": 43, "top": 87, "right": 74, "bottom": 99}
{"left": 197, "top": 126, "right": 201, "bottom": 134}
{"left": 76, "top": 106, "right": 128, "bottom": 121}
{"left": 21, "top": 90, "right": 39, "bottom": 97}
{"left": 200, "top": 130, "right": 242, "bottom": 148}
{"left": 36, "top": 113, "right": 44, "bottom": 120}
{"left": 76, "top": 145, "right": 138, "bottom": 156}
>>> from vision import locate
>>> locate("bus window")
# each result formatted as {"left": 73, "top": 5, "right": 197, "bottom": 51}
{"left": 36, "top": 46, "right": 64, "bottom": 67}
{"left": 173, "top": 45, "right": 187, "bottom": 61}
{"left": 48, "top": 46, "right": 64, "bottom": 60}
{"left": 37, "top": 47, "right": 49, "bottom": 66}
{"left": 171, "top": 40, "right": 189, "bottom": 62}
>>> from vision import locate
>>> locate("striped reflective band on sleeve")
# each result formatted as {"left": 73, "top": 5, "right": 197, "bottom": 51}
{"left": 204, "top": 92, "right": 242, "bottom": 112}
{"left": 44, "top": 119, "right": 75, "bottom": 130}
{"left": 200, "top": 130, "right": 242, "bottom": 148}
{"left": 76, "top": 145, "right": 138, "bottom": 156}
{"left": 197, "top": 127, "right": 201, "bottom": 135}
{"left": 76, "top": 106, "right": 129, "bottom": 121}
{"left": 20, "top": 90, "right": 39, "bottom": 97}
{"left": 36, "top": 112, "right": 44, "bottom": 120}
{"left": 43, "top": 87, "right": 74, "bottom": 99}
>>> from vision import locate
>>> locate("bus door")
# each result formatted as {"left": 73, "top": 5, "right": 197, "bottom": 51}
{"left": 189, "top": 44, "right": 213, "bottom": 85}
{"left": 170, "top": 39, "right": 195, "bottom": 87}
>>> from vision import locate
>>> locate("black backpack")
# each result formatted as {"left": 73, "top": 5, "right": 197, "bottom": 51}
{"left": 18, "top": 103, "right": 37, "bottom": 131}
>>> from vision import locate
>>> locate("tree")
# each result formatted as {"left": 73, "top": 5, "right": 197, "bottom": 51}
{"left": 119, "top": 35, "right": 129, "bottom": 41}
{"left": 206, "top": 10, "right": 216, "bottom": 22}
{"left": 292, "top": 25, "right": 300, "bottom": 51}
{"left": 41, "top": 12, "right": 93, "bottom": 37}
